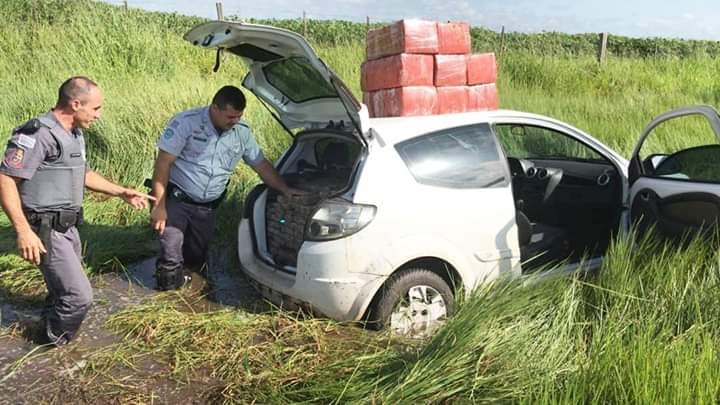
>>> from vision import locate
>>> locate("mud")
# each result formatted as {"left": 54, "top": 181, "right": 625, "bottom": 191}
{"left": 0, "top": 251, "right": 265, "bottom": 404}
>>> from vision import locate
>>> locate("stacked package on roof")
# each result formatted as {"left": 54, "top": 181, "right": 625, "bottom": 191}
{"left": 366, "top": 19, "right": 439, "bottom": 60}
{"left": 361, "top": 19, "right": 499, "bottom": 117}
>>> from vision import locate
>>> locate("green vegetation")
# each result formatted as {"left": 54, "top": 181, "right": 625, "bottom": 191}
{"left": 1, "top": 0, "right": 720, "bottom": 402}
{"left": 247, "top": 17, "right": 720, "bottom": 58}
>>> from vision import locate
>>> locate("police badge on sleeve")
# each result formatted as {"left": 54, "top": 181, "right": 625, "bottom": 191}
{"left": 4, "top": 148, "right": 24, "bottom": 169}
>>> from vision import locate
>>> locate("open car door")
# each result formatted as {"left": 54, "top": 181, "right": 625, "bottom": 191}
{"left": 628, "top": 105, "right": 720, "bottom": 240}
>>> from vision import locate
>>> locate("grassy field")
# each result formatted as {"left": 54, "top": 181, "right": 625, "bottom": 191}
{"left": 2, "top": 0, "right": 720, "bottom": 402}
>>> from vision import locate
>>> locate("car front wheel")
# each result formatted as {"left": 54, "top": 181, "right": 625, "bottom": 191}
{"left": 368, "top": 268, "right": 454, "bottom": 336}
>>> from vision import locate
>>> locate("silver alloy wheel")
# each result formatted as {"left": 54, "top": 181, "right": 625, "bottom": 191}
{"left": 388, "top": 285, "right": 447, "bottom": 336}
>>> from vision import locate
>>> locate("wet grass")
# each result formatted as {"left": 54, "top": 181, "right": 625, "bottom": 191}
{"left": 62, "top": 232, "right": 720, "bottom": 403}
{"left": 1, "top": 0, "right": 720, "bottom": 402}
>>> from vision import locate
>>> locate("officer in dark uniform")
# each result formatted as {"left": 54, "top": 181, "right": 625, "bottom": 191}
{"left": 150, "top": 85, "right": 303, "bottom": 290}
{"left": 0, "top": 76, "right": 154, "bottom": 346}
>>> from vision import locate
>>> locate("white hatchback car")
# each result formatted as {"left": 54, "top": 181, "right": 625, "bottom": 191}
{"left": 185, "top": 22, "right": 720, "bottom": 334}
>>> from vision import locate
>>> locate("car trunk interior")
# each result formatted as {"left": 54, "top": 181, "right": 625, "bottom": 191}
{"left": 259, "top": 130, "right": 363, "bottom": 269}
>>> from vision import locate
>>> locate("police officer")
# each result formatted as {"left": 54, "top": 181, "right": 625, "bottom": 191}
{"left": 150, "top": 85, "right": 302, "bottom": 290}
{"left": 0, "top": 76, "right": 154, "bottom": 346}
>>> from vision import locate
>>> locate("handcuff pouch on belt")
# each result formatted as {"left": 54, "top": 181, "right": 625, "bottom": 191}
{"left": 25, "top": 209, "right": 83, "bottom": 261}
{"left": 25, "top": 208, "right": 84, "bottom": 234}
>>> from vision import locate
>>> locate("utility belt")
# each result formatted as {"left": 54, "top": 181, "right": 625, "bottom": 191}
{"left": 24, "top": 208, "right": 84, "bottom": 234}
{"left": 142, "top": 179, "right": 227, "bottom": 209}
{"left": 167, "top": 182, "right": 225, "bottom": 209}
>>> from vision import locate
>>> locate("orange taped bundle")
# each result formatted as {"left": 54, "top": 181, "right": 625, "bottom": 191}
{"left": 467, "top": 53, "right": 497, "bottom": 85}
{"left": 366, "top": 19, "right": 439, "bottom": 60}
{"left": 467, "top": 83, "right": 499, "bottom": 111}
{"left": 437, "top": 86, "right": 468, "bottom": 114}
{"left": 434, "top": 54, "right": 468, "bottom": 86}
{"left": 362, "top": 19, "right": 499, "bottom": 117}
{"left": 365, "top": 86, "right": 438, "bottom": 117}
{"left": 361, "top": 54, "right": 434, "bottom": 92}
{"left": 437, "top": 22, "right": 471, "bottom": 54}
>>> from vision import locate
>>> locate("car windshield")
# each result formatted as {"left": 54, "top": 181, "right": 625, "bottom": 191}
{"left": 495, "top": 124, "right": 605, "bottom": 162}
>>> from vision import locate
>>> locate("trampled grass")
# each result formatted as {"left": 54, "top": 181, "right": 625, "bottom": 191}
{"left": 1, "top": 0, "right": 720, "bottom": 402}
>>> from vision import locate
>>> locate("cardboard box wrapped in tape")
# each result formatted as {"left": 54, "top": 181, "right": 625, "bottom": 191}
{"left": 361, "top": 19, "right": 499, "bottom": 117}
{"left": 265, "top": 176, "right": 344, "bottom": 268}
{"left": 366, "top": 19, "right": 439, "bottom": 60}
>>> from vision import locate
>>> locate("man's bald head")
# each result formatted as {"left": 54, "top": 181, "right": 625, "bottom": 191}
{"left": 53, "top": 76, "right": 103, "bottom": 130}
{"left": 57, "top": 76, "right": 98, "bottom": 108}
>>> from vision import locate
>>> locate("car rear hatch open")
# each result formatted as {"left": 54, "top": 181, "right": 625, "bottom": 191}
{"left": 184, "top": 21, "right": 369, "bottom": 145}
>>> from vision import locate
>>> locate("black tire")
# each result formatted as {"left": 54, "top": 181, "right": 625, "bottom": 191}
{"left": 366, "top": 268, "right": 454, "bottom": 334}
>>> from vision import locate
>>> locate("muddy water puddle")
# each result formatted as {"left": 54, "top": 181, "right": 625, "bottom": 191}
{"left": 0, "top": 251, "right": 265, "bottom": 403}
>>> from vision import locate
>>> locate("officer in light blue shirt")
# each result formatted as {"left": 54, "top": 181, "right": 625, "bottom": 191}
{"left": 150, "top": 85, "right": 300, "bottom": 290}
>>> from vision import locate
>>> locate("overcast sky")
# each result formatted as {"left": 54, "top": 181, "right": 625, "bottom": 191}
{"left": 103, "top": 0, "right": 720, "bottom": 41}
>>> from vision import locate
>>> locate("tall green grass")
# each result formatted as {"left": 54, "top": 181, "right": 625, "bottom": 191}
{"left": 79, "top": 232, "right": 720, "bottom": 403}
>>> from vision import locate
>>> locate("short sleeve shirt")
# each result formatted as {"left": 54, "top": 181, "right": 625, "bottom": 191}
{"left": 0, "top": 111, "right": 85, "bottom": 180}
{"left": 157, "top": 106, "right": 264, "bottom": 203}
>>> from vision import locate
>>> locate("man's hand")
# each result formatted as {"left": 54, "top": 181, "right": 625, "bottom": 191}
{"left": 119, "top": 188, "right": 156, "bottom": 209}
{"left": 151, "top": 203, "right": 168, "bottom": 235}
{"left": 17, "top": 228, "right": 46, "bottom": 265}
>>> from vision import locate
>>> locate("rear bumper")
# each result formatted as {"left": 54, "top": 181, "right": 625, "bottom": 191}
{"left": 238, "top": 220, "right": 386, "bottom": 321}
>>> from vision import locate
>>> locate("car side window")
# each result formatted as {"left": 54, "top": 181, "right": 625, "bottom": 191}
{"left": 494, "top": 124, "right": 604, "bottom": 161}
{"left": 395, "top": 123, "right": 508, "bottom": 189}
{"left": 638, "top": 114, "right": 720, "bottom": 182}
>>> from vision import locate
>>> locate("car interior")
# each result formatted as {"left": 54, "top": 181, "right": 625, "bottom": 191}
{"left": 280, "top": 131, "right": 362, "bottom": 189}
{"left": 494, "top": 124, "right": 624, "bottom": 271}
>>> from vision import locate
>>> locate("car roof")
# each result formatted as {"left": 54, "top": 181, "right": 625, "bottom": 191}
{"left": 368, "top": 109, "right": 571, "bottom": 145}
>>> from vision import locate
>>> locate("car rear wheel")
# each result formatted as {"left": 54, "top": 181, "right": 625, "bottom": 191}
{"left": 368, "top": 268, "right": 454, "bottom": 336}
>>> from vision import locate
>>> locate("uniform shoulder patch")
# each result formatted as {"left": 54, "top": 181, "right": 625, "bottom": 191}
{"left": 4, "top": 148, "right": 25, "bottom": 169}
{"left": 162, "top": 128, "right": 175, "bottom": 140}
{"left": 15, "top": 134, "right": 37, "bottom": 149}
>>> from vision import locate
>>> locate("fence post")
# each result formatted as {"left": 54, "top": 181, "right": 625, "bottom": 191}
{"left": 216, "top": 2, "right": 224, "bottom": 21}
{"left": 366, "top": 16, "right": 370, "bottom": 33}
{"left": 597, "top": 32, "right": 608, "bottom": 63}
{"left": 498, "top": 25, "right": 505, "bottom": 66}
{"left": 303, "top": 10, "right": 307, "bottom": 37}
{"left": 123, "top": 0, "right": 128, "bottom": 10}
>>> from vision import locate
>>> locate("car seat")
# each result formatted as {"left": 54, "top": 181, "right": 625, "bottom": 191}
{"left": 516, "top": 210, "right": 569, "bottom": 270}
{"left": 321, "top": 142, "right": 350, "bottom": 173}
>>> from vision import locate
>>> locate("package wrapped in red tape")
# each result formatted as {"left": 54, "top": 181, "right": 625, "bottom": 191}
{"left": 467, "top": 83, "right": 498, "bottom": 111}
{"left": 434, "top": 54, "right": 468, "bottom": 86}
{"left": 437, "top": 22, "right": 471, "bottom": 54}
{"left": 437, "top": 86, "right": 468, "bottom": 114}
{"left": 365, "top": 86, "right": 438, "bottom": 117}
{"left": 361, "top": 54, "right": 434, "bottom": 92}
{"left": 467, "top": 53, "right": 497, "bottom": 85}
{"left": 366, "top": 19, "right": 439, "bottom": 61}
{"left": 363, "top": 92, "right": 373, "bottom": 117}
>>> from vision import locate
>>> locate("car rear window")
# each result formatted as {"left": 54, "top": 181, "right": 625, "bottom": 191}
{"left": 263, "top": 57, "right": 337, "bottom": 103}
{"left": 395, "top": 124, "right": 508, "bottom": 189}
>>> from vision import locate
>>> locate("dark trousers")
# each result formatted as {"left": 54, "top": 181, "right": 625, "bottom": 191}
{"left": 157, "top": 196, "right": 217, "bottom": 273}
{"left": 38, "top": 226, "right": 92, "bottom": 345}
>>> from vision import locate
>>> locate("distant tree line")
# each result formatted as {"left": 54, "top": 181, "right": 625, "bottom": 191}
{"left": 245, "top": 17, "right": 720, "bottom": 58}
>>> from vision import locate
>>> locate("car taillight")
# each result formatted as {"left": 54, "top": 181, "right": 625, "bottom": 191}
{"left": 305, "top": 199, "right": 376, "bottom": 241}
